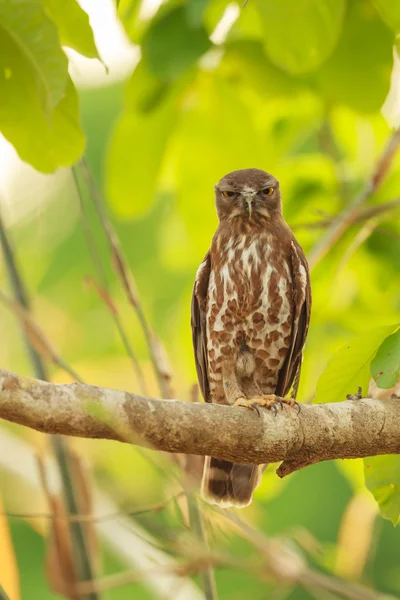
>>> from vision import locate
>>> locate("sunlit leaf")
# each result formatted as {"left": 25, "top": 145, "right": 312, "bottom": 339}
{"left": 221, "top": 40, "right": 299, "bottom": 99}
{"left": 315, "top": 0, "right": 393, "bottom": 113}
{"left": 372, "top": 0, "right": 400, "bottom": 32}
{"left": 0, "top": 0, "right": 68, "bottom": 111}
{"left": 186, "top": 0, "right": 209, "bottom": 27}
{"left": 0, "top": 4, "right": 85, "bottom": 171}
{"left": 107, "top": 62, "right": 182, "bottom": 217}
{"left": 254, "top": 0, "right": 346, "bottom": 75}
{"left": 41, "top": 0, "right": 101, "bottom": 60}
{"left": 371, "top": 328, "right": 400, "bottom": 389}
{"left": 364, "top": 455, "right": 400, "bottom": 525}
{"left": 0, "top": 28, "right": 85, "bottom": 172}
{"left": 142, "top": 5, "right": 212, "bottom": 81}
{"left": 314, "top": 324, "right": 397, "bottom": 404}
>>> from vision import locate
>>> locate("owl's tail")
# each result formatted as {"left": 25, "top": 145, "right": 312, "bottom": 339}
{"left": 200, "top": 457, "right": 261, "bottom": 508}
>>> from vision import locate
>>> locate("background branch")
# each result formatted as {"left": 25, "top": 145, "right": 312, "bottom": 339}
{"left": 308, "top": 128, "right": 400, "bottom": 269}
{"left": 1, "top": 368, "right": 399, "bottom": 476}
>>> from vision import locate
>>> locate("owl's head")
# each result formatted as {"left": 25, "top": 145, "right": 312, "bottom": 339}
{"left": 214, "top": 168, "right": 281, "bottom": 222}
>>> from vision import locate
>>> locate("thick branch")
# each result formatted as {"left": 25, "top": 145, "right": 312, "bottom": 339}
{"left": 1, "top": 368, "right": 399, "bottom": 476}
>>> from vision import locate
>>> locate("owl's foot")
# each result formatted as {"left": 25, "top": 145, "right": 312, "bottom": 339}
{"left": 234, "top": 395, "right": 300, "bottom": 417}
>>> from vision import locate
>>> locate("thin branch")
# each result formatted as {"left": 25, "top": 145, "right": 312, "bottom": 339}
{"left": 0, "top": 290, "right": 83, "bottom": 383}
{"left": 78, "top": 160, "right": 173, "bottom": 400}
{"left": 293, "top": 197, "right": 400, "bottom": 232}
{"left": 0, "top": 214, "right": 98, "bottom": 600}
{"left": 4, "top": 493, "right": 184, "bottom": 523}
{"left": 1, "top": 368, "right": 400, "bottom": 475}
{"left": 308, "top": 128, "right": 400, "bottom": 269}
{"left": 0, "top": 585, "right": 10, "bottom": 600}
{"left": 72, "top": 167, "right": 148, "bottom": 396}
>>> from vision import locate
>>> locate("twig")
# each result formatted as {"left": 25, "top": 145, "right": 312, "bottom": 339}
{"left": 4, "top": 492, "right": 184, "bottom": 523}
{"left": 0, "top": 585, "right": 10, "bottom": 600}
{"left": 225, "top": 513, "right": 392, "bottom": 600}
{"left": 187, "top": 496, "right": 218, "bottom": 600}
{"left": 78, "top": 160, "right": 173, "bottom": 400}
{"left": 0, "top": 290, "right": 83, "bottom": 383}
{"left": 72, "top": 167, "right": 148, "bottom": 396}
{"left": 293, "top": 197, "right": 400, "bottom": 231}
{"left": 0, "top": 214, "right": 98, "bottom": 600}
{"left": 308, "top": 128, "right": 400, "bottom": 269}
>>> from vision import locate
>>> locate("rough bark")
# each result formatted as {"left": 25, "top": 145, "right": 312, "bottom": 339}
{"left": 1, "top": 368, "right": 399, "bottom": 477}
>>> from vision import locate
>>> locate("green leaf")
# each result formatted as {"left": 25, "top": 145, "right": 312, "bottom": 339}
{"left": 0, "top": 22, "right": 85, "bottom": 171}
{"left": 314, "top": 325, "right": 397, "bottom": 404}
{"left": 315, "top": 0, "right": 393, "bottom": 113}
{"left": 364, "top": 455, "right": 400, "bottom": 525}
{"left": 221, "top": 40, "right": 302, "bottom": 99}
{"left": 106, "top": 62, "right": 181, "bottom": 217}
{"left": 372, "top": 0, "right": 400, "bottom": 32}
{"left": 141, "top": 5, "right": 212, "bottom": 81}
{"left": 0, "top": 0, "right": 68, "bottom": 110}
{"left": 254, "top": 0, "right": 346, "bottom": 75}
{"left": 41, "top": 0, "right": 101, "bottom": 60}
{"left": 371, "top": 329, "right": 400, "bottom": 389}
{"left": 186, "top": 0, "right": 209, "bottom": 27}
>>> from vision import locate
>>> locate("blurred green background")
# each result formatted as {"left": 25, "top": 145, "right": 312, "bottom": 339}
{"left": 1, "top": 0, "right": 400, "bottom": 598}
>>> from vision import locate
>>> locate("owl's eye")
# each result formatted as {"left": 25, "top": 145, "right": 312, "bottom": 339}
{"left": 262, "top": 187, "right": 274, "bottom": 196}
{"left": 222, "top": 190, "right": 235, "bottom": 198}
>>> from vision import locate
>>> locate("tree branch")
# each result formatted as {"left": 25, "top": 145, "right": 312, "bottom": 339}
{"left": 1, "top": 369, "right": 399, "bottom": 476}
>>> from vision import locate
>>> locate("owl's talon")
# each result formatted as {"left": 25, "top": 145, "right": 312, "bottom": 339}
{"left": 251, "top": 404, "right": 261, "bottom": 417}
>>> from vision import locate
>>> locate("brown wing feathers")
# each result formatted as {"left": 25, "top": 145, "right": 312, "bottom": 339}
{"left": 191, "top": 252, "right": 211, "bottom": 403}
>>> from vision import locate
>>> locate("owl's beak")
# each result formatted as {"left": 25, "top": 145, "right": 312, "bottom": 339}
{"left": 245, "top": 198, "right": 253, "bottom": 218}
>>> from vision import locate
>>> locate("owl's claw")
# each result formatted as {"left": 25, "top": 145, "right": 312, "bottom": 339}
{"left": 234, "top": 395, "right": 288, "bottom": 416}
{"left": 234, "top": 395, "right": 301, "bottom": 417}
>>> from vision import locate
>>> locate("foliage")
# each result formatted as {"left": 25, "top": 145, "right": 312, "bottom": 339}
{"left": 1, "top": 0, "right": 400, "bottom": 598}
{"left": 314, "top": 324, "right": 398, "bottom": 404}
{"left": 371, "top": 328, "right": 400, "bottom": 389}
{"left": 365, "top": 455, "right": 400, "bottom": 525}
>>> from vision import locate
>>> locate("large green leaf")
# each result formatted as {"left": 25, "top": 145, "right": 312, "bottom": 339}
{"left": 221, "top": 40, "right": 300, "bottom": 99}
{"left": 373, "top": 0, "right": 400, "bottom": 32}
{"left": 0, "top": 22, "right": 85, "bottom": 171}
{"left": 0, "top": 0, "right": 68, "bottom": 111}
{"left": 254, "top": 0, "right": 346, "bottom": 75}
{"left": 141, "top": 5, "right": 212, "bottom": 81}
{"left": 107, "top": 62, "right": 181, "bottom": 217}
{"left": 371, "top": 328, "right": 400, "bottom": 389}
{"left": 41, "top": 0, "right": 101, "bottom": 59}
{"left": 314, "top": 324, "right": 397, "bottom": 404}
{"left": 315, "top": 0, "right": 393, "bottom": 113}
{"left": 364, "top": 455, "right": 400, "bottom": 525}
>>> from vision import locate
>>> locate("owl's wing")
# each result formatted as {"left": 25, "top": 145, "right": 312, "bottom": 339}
{"left": 276, "top": 240, "right": 311, "bottom": 398}
{"left": 191, "top": 252, "right": 211, "bottom": 402}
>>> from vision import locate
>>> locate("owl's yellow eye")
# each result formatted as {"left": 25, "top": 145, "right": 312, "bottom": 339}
{"left": 222, "top": 190, "right": 235, "bottom": 198}
{"left": 262, "top": 187, "right": 274, "bottom": 196}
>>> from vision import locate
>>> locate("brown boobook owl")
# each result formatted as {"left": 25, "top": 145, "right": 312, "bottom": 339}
{"left": 191, "top": 168, "right": 311, "bottom": 508}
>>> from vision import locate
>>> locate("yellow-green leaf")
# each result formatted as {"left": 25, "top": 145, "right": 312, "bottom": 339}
{"left": 0, "top": 0, "right": 68, "bottom": 110}
{"left": 370, "top": 328, "right": 400, "bottom": 389}
{"left": 41, "top": 0, "right": 101, "bottom": 60}
{"left": 314, "top": 325, "right": 397, "bottom": 404}
{"left": 364, "top": 455, "right": 400, "bottom": 525}
{"left": 373, "top": 0, "right": 400, "bottom": 32}
{"left": 254, "top": 0, "right": 346, "bottom": 75}
{"left": 0, "top": 25, "right": 85, "bottom": 172}
{"left": 107, "top": 62, "right": 181, "bottom": 217}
